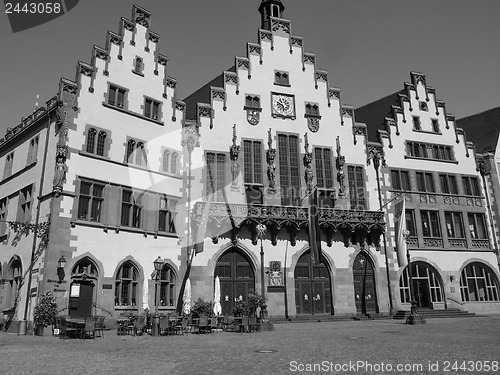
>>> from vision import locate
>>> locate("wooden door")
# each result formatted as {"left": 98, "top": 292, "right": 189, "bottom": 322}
{"left": 294, "top": 251, "right": 332, "bottom": 315}
{"left": 215, "top": 249, "right": 255, "bottom": 315}
{"left": 69, "top": 282, "right": 94, "bottom": 318}
{"left": 353, "top": 252, "right": 378, "bottom": 314}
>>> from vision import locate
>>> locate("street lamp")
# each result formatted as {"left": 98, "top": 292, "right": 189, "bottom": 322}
{"left": 256, "top": 224, "right": 267, "bottom": 299}
{"left": 57, "top": 256, "right": 66, "bottom": 283}
{"left": 403, "top": 230, "right": 426, "bottom": 325}
{"left": 152, "top": 256, "right": 164, "bottom": 336}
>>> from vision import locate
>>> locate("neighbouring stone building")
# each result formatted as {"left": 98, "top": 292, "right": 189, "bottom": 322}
{"left": 356, "top": 73, "right": 500, "bottom": 314}
{"left": 1, "top": 1, "right": 499, "bottom": 330}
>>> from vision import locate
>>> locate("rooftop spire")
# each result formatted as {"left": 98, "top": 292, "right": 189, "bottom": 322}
{"left": 258, "top": 0, "right": 285, "bottom": 31}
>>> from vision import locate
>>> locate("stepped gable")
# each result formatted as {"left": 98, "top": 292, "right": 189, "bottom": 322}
{"left": 182, "top": 7, "right": 351, "bottom": 128}
{"left": 457, "top": 107, "right": 500, "bottom": 153}
{"left": 355, "top": 72, "right": 463, "bottom": 148}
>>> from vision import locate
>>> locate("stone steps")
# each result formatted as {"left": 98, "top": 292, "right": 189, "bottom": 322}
{"left": 393, "top": 308, "right": 478, "bottom": 320}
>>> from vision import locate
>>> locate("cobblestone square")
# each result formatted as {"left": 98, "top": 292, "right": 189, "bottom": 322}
{"left": 1, "top": 316, "right": 499, "bottom": 375}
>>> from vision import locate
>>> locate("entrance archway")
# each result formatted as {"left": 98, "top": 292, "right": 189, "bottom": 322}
{"left": 215, "top": 248, "right": 255, "bottom": 315}
{"left": 69, "top": 258, "right": 98, "bottom": 318}
{"left": 399, "top": 262, "right": 443, "bottom": 308}
{"left": 353, "top": 251, "right": 378, "bottom": 314}
{"left": 294, "top": 251, "right": 332, "bottom": 315}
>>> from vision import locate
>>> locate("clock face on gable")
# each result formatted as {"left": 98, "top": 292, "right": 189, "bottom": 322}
{"left": 272, "top": 93, "right": 295, "bottom": 118}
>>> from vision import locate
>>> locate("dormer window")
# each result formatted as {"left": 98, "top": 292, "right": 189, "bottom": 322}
{"left": 274, "top": 70, "right": 289, "bottom": 86}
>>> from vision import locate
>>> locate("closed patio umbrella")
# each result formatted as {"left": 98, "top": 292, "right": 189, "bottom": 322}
{"left": 213, "top": 276, "right": 222, "bottom": 316}
{"left": 183, "top": 278, "right": 191, "bottom": 315}
{"left": 142, "top": 279, "right": 149, "bottom": 312}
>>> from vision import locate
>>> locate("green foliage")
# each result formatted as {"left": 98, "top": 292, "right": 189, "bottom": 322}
{"left": 191, "top": 298, "right": 212, "bottom": 316}
{"left": 233, "top": 291, "right": 267, "bottom": 316}
{"left": 33, "top": 291, "right": 58, "bottom": 328}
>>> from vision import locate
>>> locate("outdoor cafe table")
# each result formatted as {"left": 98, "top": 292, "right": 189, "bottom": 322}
{"left": 66, "top": 318, "right": 86, "bottom": 338}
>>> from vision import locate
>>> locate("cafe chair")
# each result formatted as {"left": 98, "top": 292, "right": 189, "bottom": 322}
{"left": 248, "top": 315, "right": 257, "bottom": 332}
{"left": 223, "top": 314, "right": 235, "bottom": 332}
{"left": 159, "top": 315, "right": 170, "bottom": 336}
{"left": 81, "top": 318, "right": 96, "bottom": 340}
{"left": 94, "top": 315, "right": 105, "bottom": 338}
{"left": 175, "top": 317, "right": 188, "bottom": 335}
{"left": 59, "top": 317, "right": 77, "bottom": 339}
{"left": 132, "top": 315, "right": 146, "bottom": 336}
{"left": 210, "top": 316, "right": 218, "bottom": 333}
{"left": 198, "top": 315, "right": 209, "bottom": 334}
{"left": 240, "top": 315, "right": 249, "bottom": 333}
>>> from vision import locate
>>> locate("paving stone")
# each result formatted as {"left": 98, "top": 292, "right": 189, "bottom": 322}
{"left": 0, "top": 316, "right": 499, "bottom": 374}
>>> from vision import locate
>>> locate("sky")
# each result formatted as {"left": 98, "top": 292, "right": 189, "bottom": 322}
{"left": 1, "top": 0, "right": 499, "bottom": 136}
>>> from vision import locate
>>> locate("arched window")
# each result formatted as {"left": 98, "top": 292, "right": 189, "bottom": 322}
{"left": 86, "top": 128, "right": 97, "bottom": 153}
{"left": 399, "top": 262, "right": 443, "bottom": 308}
{"left": 162, "top": 150, "right": 170, "bottom": 173}
{"left": 96, "top": 131, "right": 107, "bottom": 156}
{"left": 170, "top": 152, "right": 177, "bottom": 174}
{"left": 460, "top": 262, "right": 499, "bottom": 302}
{"left": 115, "top": 261, "right": 139, "bottom": 306}
{"left": 156, "top": 264, "right": 176, "bottom": 307}
{"left": 72, "top": 258, "right": 98, "bottom": 278}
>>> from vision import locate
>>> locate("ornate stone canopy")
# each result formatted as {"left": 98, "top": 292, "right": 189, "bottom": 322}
{"left": 192, "top": 202, "right": 385, "bottom": 250}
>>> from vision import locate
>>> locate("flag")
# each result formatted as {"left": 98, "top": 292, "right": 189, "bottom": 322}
{"left": 193, "top": 164, "right": 215, "bottom": 254}
{"left": 308, "top": 187, "right": 322, "bottom": 265}
{"left": 394, "top": 197, "right": 408, "bottom": 267}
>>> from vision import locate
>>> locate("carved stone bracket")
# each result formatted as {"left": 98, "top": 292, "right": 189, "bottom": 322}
{"left": 191, "top": 202, "right": 386, "bottom": 252}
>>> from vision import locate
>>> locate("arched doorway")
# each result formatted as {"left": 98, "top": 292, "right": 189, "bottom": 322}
{"left": 399, "top": 262, "right": 443, "bottom": 308}
{"left": 294, "top": 251, "right": 332, "bottom": 315}
{"left": 69, "top": 258, "right": 98, "bottom": 318}
{"left": 353, "top": 251, "right": 378, "bottom": 314}
{"left": 215, "top": 248, "right": 255, "bottom": 315}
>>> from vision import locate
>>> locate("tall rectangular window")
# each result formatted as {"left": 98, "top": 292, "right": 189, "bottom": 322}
{"left": 158, "top": 195, "right": 177, "bottom": 233}
{"left": 0, "top": 198, "right": 7, "bottom": 237}
{"left": 468, "top": 213, "right": 487, "bottom": 239}
{"left": 390, "top": 169, "right": 410, "bottom": 191}
{"left": 412, "top": 116, "right": 421, "bottom": 130}
{"left": 108, "top": 85, "right": 126, "bottom": 108}
{"left": 278, "top": 134, "right": 300, "bottom": 206}
{"left": 206, "top": 153, "right": 226, "bottom": 202}
{"left": 27, "top": 136, "right": 39, "bottom": 164}
{"left": 243, "top": 140, "right": 263, "bottom": 184}
{"left": 347, "top": 165, "right": 366, "bottom": 210}
{"left": 431, "top": 119, "right": 440, "bottom": 133}
{"left": 416, "top": 172, "right": 435, "bottom": 192}
{"left": 144, "top": 98, "right": 161, "bottom": 120}
{"left": 314, "top": 147, "right": 334, "bottom": 189}
{"left": 126, "top": 139, "right": 146, "bottom": 166}
{"left": 16, "top": 185, "right": 33, "bottom": 222}
{"left": 420, "top": 210, "right": 441, "bottom": 237}
{"left": 77, "top": 181, "right": 104, "bottom": 222}
{"left": 405, "top": 210, "right": 417, "bottom": 236}
{"left": 121, "top": 190, "right": 142, "bottom": 228}
{"left": 445, "top": 212, "right": 465, "bottom": 238}
{"left": 463, "top": 176, "right": 481, "bottom": 196}
{"left": 440, "top": 174, "right": 458, "bottom": 194}
{"left": 3, "top": 152, "right": 14, "bottom": 179}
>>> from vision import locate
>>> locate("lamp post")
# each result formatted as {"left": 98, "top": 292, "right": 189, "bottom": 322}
{"left": 152, "top": 256, "right": 164, "bottom": 336}
{"left": 57, "top": 256, "right": 66, "bottom": 283}
{"left": 256, "top": 224, "right": 267, "bottom": 299}
{"left": 403, "top": 230, "right": 426, "bottom": 325}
